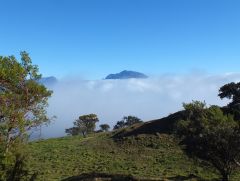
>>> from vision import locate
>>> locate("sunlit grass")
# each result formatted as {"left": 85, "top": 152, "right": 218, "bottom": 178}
{"left": 25, "top": 132, "right": 225, "bottom": 180}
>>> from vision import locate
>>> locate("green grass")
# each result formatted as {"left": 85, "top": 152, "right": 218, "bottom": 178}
{"left": 26, "top": 131, "right": 227, "bottom": 181}
{"left": 23, "top": 112, "right": 240, "bottom": 180}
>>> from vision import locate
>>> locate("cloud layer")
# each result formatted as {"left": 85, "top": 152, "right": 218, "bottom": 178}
{"left": 39, "top": 73, "right": 240, "bottom": 138}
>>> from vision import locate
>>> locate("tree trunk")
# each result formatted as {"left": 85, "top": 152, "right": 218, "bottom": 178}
{"left": 82, "top": 131, "right": 86, "bottom": 138}
{"left": 4, "top": 132, "right": 11, "bottom": 155}
{"left": 222, "top": 173, "right": 230, "bottom": 181}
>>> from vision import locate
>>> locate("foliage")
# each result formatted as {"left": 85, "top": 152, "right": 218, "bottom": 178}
{"left": 113, "top": 116, "right": 142, "bottom": 130}
{"left": 65, "top": 127, "right": 79, "bottom": 136}
{"left": 66, "top": 114, "right": 99, "bottom": 137}
{"left": 219, "top": 82, "right": 240, "bottom": 107}
{"left": 123, "top": 116, "right": 143, "bottom": 126}
{"left": 0, "top": 52, "right": 52, "bottom": 180}
{"left": 219, "top": 82, "right": 240, "bottom": 120}
{"left": 113, "top": 120, "right": 125, "bottom": 130}
{"left": 176, "top": 101, "right": 240, "bottom": 181}
{"left": 99, "top": 124, "right": 110, "bottom": 132}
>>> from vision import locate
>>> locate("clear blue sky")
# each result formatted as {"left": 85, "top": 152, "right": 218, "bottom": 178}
{"left": 1, "top": 0, "right": 240, "bottom": 79}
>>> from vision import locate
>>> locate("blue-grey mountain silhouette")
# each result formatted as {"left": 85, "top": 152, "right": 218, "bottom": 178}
{"left": 39, "top": 76, "right": 58, "bottom": 86}
{"left": 105, "top": 70, "right": 148, "bottom": 79}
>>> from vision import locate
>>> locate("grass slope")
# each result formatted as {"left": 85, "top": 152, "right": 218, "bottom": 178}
{"left": 26, "top": 112, "right": 240, "bottom": 180}
{"left": 27, "top": 131, "right": 221, "bottom": 181}
{"left": 112, "top": 111, "right": 185, "bottom": 139}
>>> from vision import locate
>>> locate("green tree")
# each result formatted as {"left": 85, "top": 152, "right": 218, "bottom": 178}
{"left": 219, "top": 82, "right": 240, "bottom": 107}
{"left": 113, "top": 120, "right": 125, "bottom": 130}
{"left": 219, "top": 82, "right": 240, "bottom": 119}
{"left": 0, "top": 52, "right": 52, "bottom": 180}
{"left": 99, "top": 124, "right": 110, "bottom": 132}
{"left": 123, "top": 116, "right": 143, "bottom": 126}
{"left": 176, "top": 101, "right": 240, "bottom": 181}
{"left": 66, "top": 114, "right": 99, "bottom": 137}
{"left": 65, "top": 127, "right": 79, "bottom": 136}
{"left": 113, "top": 116, "right": 142, "bottom": 130}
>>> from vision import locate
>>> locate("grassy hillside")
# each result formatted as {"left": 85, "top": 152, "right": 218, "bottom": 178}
{"left": 26, "top": 130, "right": 224, "bottom": 181}
{"left": 25, "top": 111, "right": 240, "bottom": 181}
{"left": 112, "top": 111, "right": 185, "bottom": 139}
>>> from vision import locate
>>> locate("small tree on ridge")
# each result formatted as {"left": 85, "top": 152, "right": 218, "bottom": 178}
{"left": 100, "top": 124, "right": 110, "bottom": 132}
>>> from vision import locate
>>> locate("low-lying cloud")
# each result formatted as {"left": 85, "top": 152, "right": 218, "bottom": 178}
{"left": 38, "top": 73, "right": 240, "bottom": 138}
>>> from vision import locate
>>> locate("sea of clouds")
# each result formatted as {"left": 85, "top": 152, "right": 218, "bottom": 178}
{"left": 36, "top": 73, "right": 240, "bottom": 139}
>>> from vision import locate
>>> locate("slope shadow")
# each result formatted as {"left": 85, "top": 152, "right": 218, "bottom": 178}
{"left": 112, "top": 111, "right": 186, "bottom": 139}
{"left": 61, "top": 173, "right": 159, "bottom": 181}
{"left": 61, "top": 172, "right": 211, "bottom": 181}
{"left": 166, "top": 174, "right": 215, "bottom": 181}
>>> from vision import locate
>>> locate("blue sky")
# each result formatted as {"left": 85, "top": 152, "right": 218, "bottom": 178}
{"left": 1, "top": 0, "right": 240, "bottom": 79}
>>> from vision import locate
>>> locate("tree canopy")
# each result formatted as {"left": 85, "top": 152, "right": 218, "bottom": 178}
{"left": 0, "top": 52, "right": 52, "bottom": 180}
{"left": 113, "top": 120, "right": 125, "bottom": 130}
{"left": 219, "top": 82, "right": 240, "bottom": 120}
{"left": 99, "top": 124, "right": 110, "bottom": 132}
{"left": 123, "top": 116, "right": 143, "bottom": 126}
{"left": 66, "top": 114, "right": 99, "bottom": 137}
{"left": 113, "top": 116, "right": 142, "bottom": 130}
{"left": 176, "top": 101, "right": 240, "bottom": 181}
{"left": 219, "top": 82, "right": 240, "bottom": 107}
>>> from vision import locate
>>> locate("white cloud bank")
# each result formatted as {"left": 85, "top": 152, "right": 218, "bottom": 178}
{"left": 38, "top": 73, "right": 240, "bottom": 138}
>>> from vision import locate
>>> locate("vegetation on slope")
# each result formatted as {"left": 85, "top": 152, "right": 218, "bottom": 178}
{"left": 26, "top": 131, "right": 221, "bottom": 181}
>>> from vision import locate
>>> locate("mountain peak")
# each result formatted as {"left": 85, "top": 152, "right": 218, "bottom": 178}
{"left": 105, "top": 70, "right": 148, "bottom": 79}
{"left": 39, "top": 76, "right": 58, "bottom": 86}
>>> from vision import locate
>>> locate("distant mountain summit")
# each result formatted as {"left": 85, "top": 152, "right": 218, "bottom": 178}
{"left": 105, "top": 70, "right": 148, "bottom": 79}
{"left": 39, "top": 76, "right": 58, "bottom": 86}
